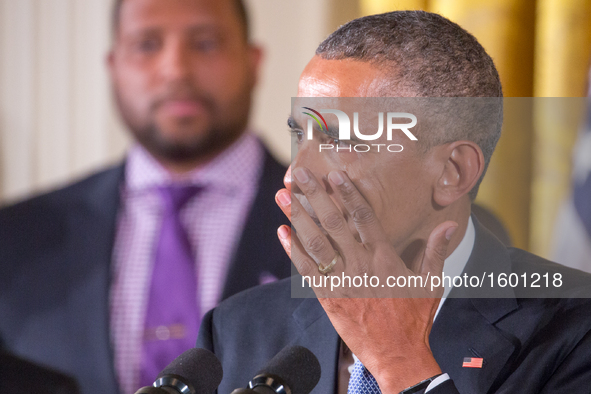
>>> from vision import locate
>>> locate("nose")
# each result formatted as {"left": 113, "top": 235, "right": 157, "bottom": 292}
{"left": 159, "top": 38, "right": 192, "bottom": 83}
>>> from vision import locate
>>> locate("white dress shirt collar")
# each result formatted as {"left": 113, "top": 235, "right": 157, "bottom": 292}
{"left": 124, "top": 131, "right": 262, "bottom": 194}
{"left": 434, "top": 216, "right": 476, "bottom": 318}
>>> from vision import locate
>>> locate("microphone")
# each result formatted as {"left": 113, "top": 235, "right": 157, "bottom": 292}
{"left": 134, "top": 348, "right": 223, "bottom": 394}
{"left": 231, "top": 345, "right": 321, "bottom": 394}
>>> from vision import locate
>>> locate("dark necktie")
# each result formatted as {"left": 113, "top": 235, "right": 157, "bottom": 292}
{"left": 139, "top": 185, "right": 200, "bottom": 387}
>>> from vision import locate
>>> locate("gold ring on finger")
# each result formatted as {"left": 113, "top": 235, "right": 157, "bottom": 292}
{"left": 318, "top": 251, "right": 339, "bottom": 275}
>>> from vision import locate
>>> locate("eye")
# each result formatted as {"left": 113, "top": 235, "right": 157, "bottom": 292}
{"left": 289, "top": 128, "right": 305, "bottom": 144}
{"left": 330, "top": 138, "right": 350, "bottom": 148}
{"left": 136, "top": 37, "right": 161, "bottom": 53}
{"left": 191, "top": 37, "right": 220, "bottom": 52}
{"left": 194, "top": 40, "right": 216, "bottom": 51}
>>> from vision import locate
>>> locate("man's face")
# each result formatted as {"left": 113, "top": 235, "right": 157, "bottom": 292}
{"left": 291, "top": 56, "right": 441, "bottom": 256}
{"left": 109, "top": 0, "right": 260, "bottom": 167}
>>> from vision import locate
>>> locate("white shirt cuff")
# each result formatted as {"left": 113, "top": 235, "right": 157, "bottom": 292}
{"left": 425, "top": 373, "right": 450, "bottom": 392}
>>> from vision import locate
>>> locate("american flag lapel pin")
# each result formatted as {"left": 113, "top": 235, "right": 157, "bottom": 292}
{"left": 462, "top": 357, "right": 483, "bottom": 368}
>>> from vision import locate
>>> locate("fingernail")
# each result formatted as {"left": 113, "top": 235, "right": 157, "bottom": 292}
{"left": 293, "top": 167, "right": 310, "bottom": 183}
{"left": 277, "top": 191, "right": 291, "bottom": 206}
{"left": 445, "top": 226, "right": 458, "bottom": 241}
{"left": 278, "top": 226, "right": 289, "bottom": 239}
{"left": 328, "top": 171, "right": 345, "bottom": 186}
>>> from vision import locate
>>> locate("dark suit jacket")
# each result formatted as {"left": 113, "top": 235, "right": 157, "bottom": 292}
{"left": 197, "top": 219, "right": 591, "bottom": 394}
{"left": 0, "top": 148, "right": 291, "bottom": 394}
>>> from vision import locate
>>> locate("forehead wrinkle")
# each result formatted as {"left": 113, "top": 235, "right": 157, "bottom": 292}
{"left": 298, "top": 57, "right": 400, "bottom": 99}
{"left": 298, "top": 74, "right": 342, "bottom": 97}
{"left": 117, "top": 0, "right": 238, "bottom": 35}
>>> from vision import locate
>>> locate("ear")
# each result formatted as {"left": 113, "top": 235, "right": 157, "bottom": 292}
{"left": 433, "top": 141, "right": 484, "bottom": 207}
{"left": 106, "top": 49, "right": 116, "bottom": 78}
{"left": 248, "top": 44, "right": 264, "bottom": 86}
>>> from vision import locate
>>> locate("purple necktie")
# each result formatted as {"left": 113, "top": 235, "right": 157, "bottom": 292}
{"left": 139, "top": 185, "right": 200, "bottom": 387}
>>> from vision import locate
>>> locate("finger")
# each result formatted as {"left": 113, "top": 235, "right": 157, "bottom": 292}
{"left": 292, "top": 167, "right": 358, "bottom": 249}
{"left": 327, "top": 170, "right": 387, "bottom": 245}
{"left": 277, "top": 225, "right": 292, "bottom": 259}
{"left": 419, "top": 221, "right": 458, "bottom": 292}
{"left": 280, "top": 225, "right": 343, "bottom": 298}
{"left": 289, "top": 187, "right": 339, "bottom": 269}
{"left": 275, "top": 188, "right": 292, "bottom": 221}
{"left": 291, "top": 228, "right": 331, "bottom": 298}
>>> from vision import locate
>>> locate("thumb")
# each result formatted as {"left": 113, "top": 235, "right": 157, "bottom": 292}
{"left": 419, "top": 221, "right": 458, "bottom": 279}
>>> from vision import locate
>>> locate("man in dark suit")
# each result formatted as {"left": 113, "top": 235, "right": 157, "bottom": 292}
{"left": 0, "top": 0, "right": 289, "bottom": 393}
{"left": 197, "top": 11, "right": 591, "bottom": 393}
{"left": 199, "top": 220, "right": 591, "bottom": 393}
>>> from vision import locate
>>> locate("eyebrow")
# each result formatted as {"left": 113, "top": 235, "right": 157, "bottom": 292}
{"left": 186, "top": 25, "right": 223, "bottom": 36}
{"left": 287, "top": 115, "right": 366, "bottom": 144}
{"left": 287, "top": 115, "right": 342, "bottom": 139}
{"left": 323, "top": 124, "right": 340, "bottom": 139}
{"left": 124, "top": 24, "right": 220, "bottom": 38}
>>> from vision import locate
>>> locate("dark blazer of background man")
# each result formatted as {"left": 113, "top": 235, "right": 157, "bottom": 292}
{"left": 197, "top": 11, "right": 591, "bottom": 394}
{"left": 0, "top": 1, "right": 290, "bottom": 394}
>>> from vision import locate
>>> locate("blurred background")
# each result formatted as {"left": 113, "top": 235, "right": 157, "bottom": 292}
{"left": 0, "top": 0, "right": 590, "bottom": 260}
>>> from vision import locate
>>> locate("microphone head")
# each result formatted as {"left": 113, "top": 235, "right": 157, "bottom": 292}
{"left": 255, "top": 345, "right": 321, "bottom": 394}
{"left": 157, "top": 348, "right": 223, "bottom": 394}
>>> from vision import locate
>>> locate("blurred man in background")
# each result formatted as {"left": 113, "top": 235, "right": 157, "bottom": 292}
{"left": 0, "top": 0, "right": 289, "bottom": 393}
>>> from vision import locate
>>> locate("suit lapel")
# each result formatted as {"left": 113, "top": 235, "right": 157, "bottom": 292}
{"left": 431, "top": 217, "right": 519, "bottom": 394}
{"left": 291, "top": 297, "right": 340, "bottom": 394}
{"left": 431, "top": 298, "right": 517, "bottom": 394}
{"left": 292, "top": 299, "right": 519, "bottom": 394}
{"left": 221, "top": 149, "right": 291, "bottom": 300}
{"left": 64, "top": 165, "right": 124, "bottom": 393}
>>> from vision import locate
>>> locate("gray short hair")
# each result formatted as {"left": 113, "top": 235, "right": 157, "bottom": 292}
{"left": 316, "top": 11, "right": 503, "bottom": 199}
